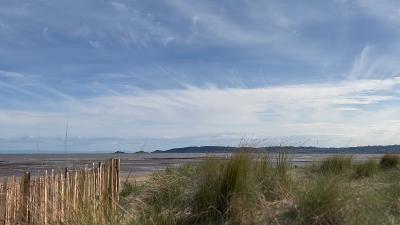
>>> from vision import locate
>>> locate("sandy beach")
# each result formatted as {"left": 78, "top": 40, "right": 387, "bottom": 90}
{"left": 0, "top": 153, "right": 385, "bottom": 178}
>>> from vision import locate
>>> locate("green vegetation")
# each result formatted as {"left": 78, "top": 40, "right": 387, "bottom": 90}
{"left": 319, "top": 156, "right": 352, "bottom": 175}
{"left": 120, "top": 181, "right": 140, "bottom": 198}
{"left": 353, "top": 159, "right": 379, "bottom": 178}
{"left": 380, "top": 154, "right": 400, "bottom": 169}
{"left": 112, "top": 153, "right": 400, "bottom": 225}
{"left": 294, "top": 176, "right": 349, "bottom": 225}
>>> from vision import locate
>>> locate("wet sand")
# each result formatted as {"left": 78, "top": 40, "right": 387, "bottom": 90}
{"left": 0, "top": 153, "right": 207, "bottom": 178}
{"left": 0, "top": 153, "right": 385, "bottom": 179}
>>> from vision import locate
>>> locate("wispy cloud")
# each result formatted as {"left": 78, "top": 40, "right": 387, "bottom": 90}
{"left": 348, "top": 45, "right": 400, "bottom": 80}
{"left": 0, "top": 70, "right": 27, "bottom": 79}
{"left": 1, "top": 0, "right": 400, "bottom": 150}
{"left": 1, "top": 77, "right": 399, "bottom": 149}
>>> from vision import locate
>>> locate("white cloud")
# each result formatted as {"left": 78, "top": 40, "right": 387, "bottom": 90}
{"left": 111, "top": 2, "right": 128, "bottom": 12}
{"left": 0, "top": 77, "right": 399, "bottom": 147}
{"left": 348, "top": 45, "right": 400, "bottom": 80}
{"left": 2, "top": 1, "right": 400, "bottom": 150}
{"left": 0, "top": 70, "right": 26, "bottom": 79}
{"left": 0, "top": 70, "right": 73, "bottom": 102}
{"left": 88, "top": 40, "right": 102, "bottom": 49}
{"left": 163, "top": 0, "right": 338, "bottom": 65}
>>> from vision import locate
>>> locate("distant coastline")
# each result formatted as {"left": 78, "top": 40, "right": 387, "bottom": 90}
{"left": 152, "top": 145, "right": 400, "bottom": 154}
{"left": 113, "top": 150, "right": 127, "bottom": 154}
{"left": 2, "top": 145, "right": 400, "bottom": 155}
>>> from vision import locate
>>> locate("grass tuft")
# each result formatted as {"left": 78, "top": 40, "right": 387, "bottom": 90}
{"left": 254, "top": 153, "right": 292, "bottom": 201}
{"left": 379, "top": 154, "right": 400, "bottom": 169}
{"left": 319, "top": 156, "right": 352, "bottom": 175}
{"left": 191, "top": 153, "right": 254, "bottom": 224}
{"left": 353, "top": 159, "right": 379, "bottom": 178}
{"left": 120, "top": 181, "right": 140, "bottom": 198}
{"left": 294, "top": 176, "right": 348, "bottom": 225}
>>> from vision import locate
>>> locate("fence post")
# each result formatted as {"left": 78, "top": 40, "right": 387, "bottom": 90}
{"left": 111, "top": 159, "right": 115, "bottom": 212}
{"left": 0, "top": 181, "right": 6, "bottom": 225}
{"left": 12, "top": 176, "right": 17, "bottom": 224}
{"left": 115, "top": 159, "right": 120, "bottom": 203}
{"left": 20, "top": 172, "right": 30, "bottom": 224}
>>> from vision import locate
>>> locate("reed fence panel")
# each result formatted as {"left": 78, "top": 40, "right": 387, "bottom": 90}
{"left": 0, "top": 158, "right": 120, "bottom": 225}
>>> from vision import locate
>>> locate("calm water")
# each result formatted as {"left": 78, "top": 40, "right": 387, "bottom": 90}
{"left": 0, "top": 153, "right": 384, "bottom": 178}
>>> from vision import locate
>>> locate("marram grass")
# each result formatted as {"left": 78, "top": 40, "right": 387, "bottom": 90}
{"left": 50, "top": 153, "right": 400, "bottom": 225}
{"left": 380, "top": 154, "right": 400, "bottom": 169}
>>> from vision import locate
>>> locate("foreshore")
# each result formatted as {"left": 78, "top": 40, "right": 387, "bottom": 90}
{"left": 0, "top": 153, "right": 384, "bottom": 178}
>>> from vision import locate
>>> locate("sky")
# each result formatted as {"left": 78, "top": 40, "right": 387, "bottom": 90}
{"left": 1, "top": 0, "right": 400, "bottom": 152}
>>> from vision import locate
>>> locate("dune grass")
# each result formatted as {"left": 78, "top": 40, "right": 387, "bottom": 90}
{"left": 380, "top": 154, "right": 400, "bottom": 169}
{"left": 107, "top": 153, "right": 400, "bottom": 225}
{"left": 353, "top": 159, "right": 379, "bottom": 178}
{"left": 319, "top": 156, "right": 353, "bottom": 175}
{"left": 120, "top": 152, "right": 294, "bottom": 225}
{"left": 293, "top": 176, "right": 349, "bottom": 225}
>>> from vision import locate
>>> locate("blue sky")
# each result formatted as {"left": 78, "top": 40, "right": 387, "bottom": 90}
{"left": 1, "top": 0, "right": 400, "bottom": 152}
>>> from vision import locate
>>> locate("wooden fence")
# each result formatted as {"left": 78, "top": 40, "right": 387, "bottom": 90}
{"left": 0, "top": 158, "right": 120, "bottom": 225}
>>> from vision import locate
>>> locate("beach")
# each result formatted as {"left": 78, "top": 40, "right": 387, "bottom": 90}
{"left": 0, "top": 153, "right": 384, "bottom": 178}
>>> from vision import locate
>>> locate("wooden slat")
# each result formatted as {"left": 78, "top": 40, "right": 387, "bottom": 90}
{"left": 0, "top": 180, "right": 7, "bottom": 225}
{"left": 20, "top": 172, "right": 30, "bottom": 224}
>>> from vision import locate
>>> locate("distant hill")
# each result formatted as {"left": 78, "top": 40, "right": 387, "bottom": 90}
{"left": 134, "top": 150, "right": 149, "bottom": 154}
{"left": 113, "top": 150, "right": 126, "bottom": 154}
{"left": 152, "top": 145, "right": 400, "bottom": 154}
